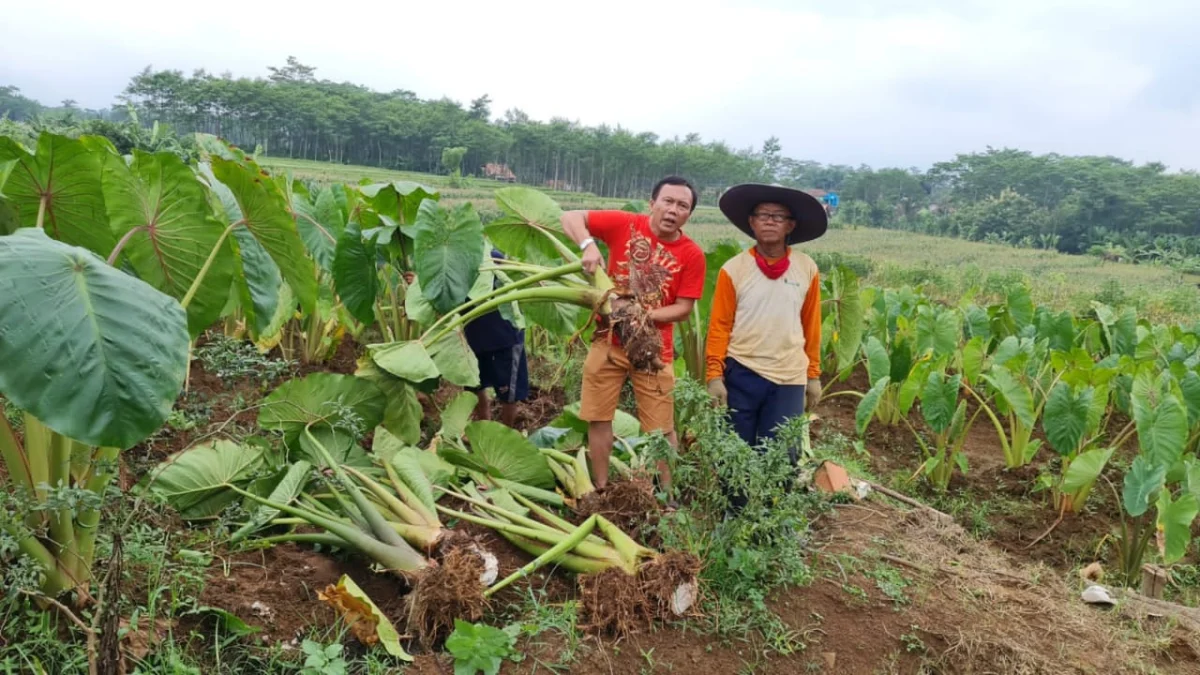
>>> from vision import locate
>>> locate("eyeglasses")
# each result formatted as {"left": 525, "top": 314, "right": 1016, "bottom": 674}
{"left": 751, "top": 212, "right": 793, "bottom": 223}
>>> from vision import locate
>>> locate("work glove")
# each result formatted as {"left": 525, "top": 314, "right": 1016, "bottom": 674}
{"left": 707, "top": 377, "right": 728, "bottom": 408}
{"left": 806, "top": 377, "right": 823, "bottom": 410}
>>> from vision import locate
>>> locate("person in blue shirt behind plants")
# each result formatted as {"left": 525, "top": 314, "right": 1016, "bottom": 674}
{"left": 463, "top": 249, "right": 530, "bottom": 427}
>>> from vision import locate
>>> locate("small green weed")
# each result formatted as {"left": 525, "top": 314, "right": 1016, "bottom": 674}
{"left": 445, "top": 619, "right": 521, "bottom": 675}
{"left": 865, "top": 564, "right": 911, "bottom": 607}
{"left": 195, "top": 333, "right": 294, "bottom": 384}
{"left": 300, "top": 639, "right": 348, "bottom": 675}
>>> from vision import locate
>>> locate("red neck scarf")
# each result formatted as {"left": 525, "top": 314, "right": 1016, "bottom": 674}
{"left": 752, "top": 247, "right": 790, "bottom": 280}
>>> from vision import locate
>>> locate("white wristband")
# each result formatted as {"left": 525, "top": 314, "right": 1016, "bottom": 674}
{"left": 580, "top": 238, "right": 595, "bottom": 252}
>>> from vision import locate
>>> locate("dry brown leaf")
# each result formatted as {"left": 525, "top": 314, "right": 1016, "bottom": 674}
{"left": 319, "top": 581, "right": 380, "bottom": 647}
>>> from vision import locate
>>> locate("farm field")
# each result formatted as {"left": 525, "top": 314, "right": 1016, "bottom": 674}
{"left": 2, "top": 135, "right": 1200, "bottom": 675}
{"left": 261, "top": 157, "right": 1200, "bottom": 325}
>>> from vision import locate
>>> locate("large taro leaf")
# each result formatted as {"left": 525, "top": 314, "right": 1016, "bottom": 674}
{"left": 437, "top": 391, "right": 479, "bottom": 443}
{"left": 413, "top": 200, "right": 483, "bottom": 314}
{"left": 404, "top": 276, "right": 439, "bottom": 325}
{"left": 920, "top": 370, "right": 961, "bottom": 434}
{"left": 103, "top": 150, "right": 235, "bottom": 336}
{"left": 864, "top": 337, "right": 890, "bottom": 387}
{"left": 428, "top": 331, "right": 481, "bottom": 388}
{"left": 485, "top": 187, "right": 573, "bottom": 265}
{"left": 291, "top": 183, "right": 345, "bottom": 271}
{"left": 370, "top": 340, "right": 440, "bottom": 385}
{"left": 460, "top": 420, "right": 555, "bottom": 489}
{"left": 1092, "top": 301, "right": 1137, "bottom": 358}
{"left": 1038, "top": 310, "right": 1076, "bottom": 353}
{"left": 0, "top": 229, "right": 189, "bottom": 449}
{"left": 145, "top": 439, "right": 266, "bottom": 520}
{"left": 520, "top": 299, "right": 581, "bottom": 336}
{"left": 961, "top": 336, "right": 986, "bottom": 386}
{"left": 916, "top": 307, "right": 960, "bottom": 357}
{"left": 1157, "top": 490, "right": 1199, "bottom": 564}
{"left": 258, "top": 372, "right": 386, "bottom": 445}
{"left": 229, "top": 460, "right": 313, "bottom": 542}
{"left": 963, "top": 304, "right": 991, "bottom": 342}
{"left": 1133, "top": 387, "right": 1189, "bottom": 468}
{"left": 1061, "top": 446, "right": 1114, "bottom": 496}
{"left": 372, "top": 427, "right": 456, "bottom": 487}
{"left": 297, "top": 427, "right": 372, "bottom": 470}
{"left": 389, "top": 449, "right": 438, "bottom": 515}
{"left": 1006, "top": 286, "right": 1035, "bottom": 332}
{"left": 333, "top": 222, "right": 379, "bottom": 325}
{"left": 1042, "top": 382, "right": 1093, "bottom": 457}
{"left": 1123, "top": 454, "right": 1168, "bottom": 518}
{"left": 981, "top": 367, "right": 1035, "bottom": 430}
{"left": 1181, "top": 371, "right": 1200, "bottom": 427}
{"left": 360, "top": 181, "right": 439, "bottom": 231}
{"left": 0, "top": 133, "right": 116, "bottom": 257}
{"left": 356, "top": 359, "right": 424, "bottom": 445}
{"left": 210, "top": 156, "right": 317, "bottom": 316}
{"left": 230, "top": 227, "right": 283, "bottom": 338}
{"left": 856, "top": 376, "right": 890, "bottom": 436}
{"left": 830, "top": 265, "right": 865, "bottom": 374}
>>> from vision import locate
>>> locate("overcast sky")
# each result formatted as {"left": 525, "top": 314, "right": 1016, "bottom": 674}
{"left": 3, "top": 0, "right": 1198, "bottom": 171}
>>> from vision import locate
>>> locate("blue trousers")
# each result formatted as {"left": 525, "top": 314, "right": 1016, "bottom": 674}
{"left": 725, "top": 358, "right": 806, "bottom": 465}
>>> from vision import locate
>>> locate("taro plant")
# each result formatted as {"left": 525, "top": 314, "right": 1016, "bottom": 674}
{"left": 1037, "top": 378, "right": 1115, "bottom": 516}
{"left": 819, "top": 263, "right": 865, "bottom": 380}
{"left": 333, "top": 179, "right": 440, "bottom": 343}
{"left": 1110, "top": 368, "right": 1197, "bottom": 584}
{"left": 677, "top": 239, "right": 742, "bottom": 381}
{"left": 844, "top": 289, "right": 957, "bottom": 434}
{"left": 908, "top": 366, "right": 976, "bottom": 491}
{"left": 966, "top": 335, "right": 1062, "bottom": 469}
{"left": 0, "top": 229, "right": 190, "bottom": 602}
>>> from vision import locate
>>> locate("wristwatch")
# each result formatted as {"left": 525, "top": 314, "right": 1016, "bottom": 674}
{"left": 580, "top": 238, "right": 595, "bottom": 252}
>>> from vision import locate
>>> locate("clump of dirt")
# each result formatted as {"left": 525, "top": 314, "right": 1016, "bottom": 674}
{"left": 577, "top": 478, "right": 660, "bottom": 538}
{"left": 610, "top": 302, "right": 664, "bottom": 372}
{"left": 638, "top": 552, "right": 703, "bottom": 620}
{"left": 407, "top": 545, "right": 487, "bottom": 649}
{"left": 578, "top": 567, "right": 651, "bottom": 637}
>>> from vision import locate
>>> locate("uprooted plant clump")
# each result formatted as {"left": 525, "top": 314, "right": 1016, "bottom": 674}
{"left": 578, "top": 566, "right": 653, "bottom": 636}
{"left": 610, "top": 301, "right": 665, "bottom": 372}
{"left": 407, "top": 545, "right": 489, "bottom": 649}
{"left": 576, "top": 476, "right": 661, "bottom": 539}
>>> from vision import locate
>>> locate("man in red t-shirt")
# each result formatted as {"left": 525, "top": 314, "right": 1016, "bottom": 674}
{"left": 561, "top": 176, "right": 707, "bottom": 498}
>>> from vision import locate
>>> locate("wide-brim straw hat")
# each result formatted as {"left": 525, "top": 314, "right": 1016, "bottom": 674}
{"left": 718, "top": 183, "right": 828, "bottom": 245}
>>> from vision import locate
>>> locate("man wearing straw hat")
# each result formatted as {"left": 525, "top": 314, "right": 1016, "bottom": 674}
{"left": 704, "top": 183, "right": 828, "bottom": 462}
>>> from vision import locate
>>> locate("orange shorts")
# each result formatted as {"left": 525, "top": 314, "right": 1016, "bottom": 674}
{"left": 578, "top": 339, "right": 675, "bottom": 433}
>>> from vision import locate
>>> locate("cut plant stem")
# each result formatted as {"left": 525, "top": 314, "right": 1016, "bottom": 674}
{"left": 436, "top": 504, "right": 624, "bottom": 566}
{"left": 442, "top": 488, "right": 603, "bottom": 546}
{"left": 303, "top": 426, "right": 408, "bottom": 550}
{"left": 230, "top": 485, "right": 428, "bottom": 572}
{"left": 485, "top": 515, "right": 598, "bottom": 597}
{"left": 344, "top": 465, "right": 426, "bottom": 527}
{"left": 425, "top": 286, "right": 608, "bottom": 347}
{"left": 510, "top": 492, "right": 607, "bottom": 546}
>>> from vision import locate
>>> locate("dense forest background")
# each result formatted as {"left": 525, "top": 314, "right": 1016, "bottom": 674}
{"left": 4, "top": 57, "right": 1199, "bottom": 268}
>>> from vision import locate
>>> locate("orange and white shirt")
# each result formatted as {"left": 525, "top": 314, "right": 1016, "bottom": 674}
{"left": 704, "top": 247, "right": 822, "bottom": 386}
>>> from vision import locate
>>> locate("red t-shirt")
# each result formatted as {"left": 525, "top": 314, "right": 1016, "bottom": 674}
{"left": 586, "top": 211, "right": 706, "bottom": 362}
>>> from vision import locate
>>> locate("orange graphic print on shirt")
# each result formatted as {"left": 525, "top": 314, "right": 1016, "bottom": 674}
{"left": 583, "top": 211, "right": 706, "bottom": 363}
{"left": 615, "top": 228, "right": 683, "bottom": 308}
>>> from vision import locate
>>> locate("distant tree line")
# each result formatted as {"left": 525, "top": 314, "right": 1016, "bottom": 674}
{"left": 3, "top": 58, "right": 1198, "bottom": 269}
